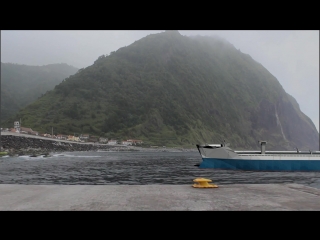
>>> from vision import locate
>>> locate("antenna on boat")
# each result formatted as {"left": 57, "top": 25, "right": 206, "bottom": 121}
{"left": 221, "top": 139, "right": 230, "bottom": 147}
{"left": 258, "top": 141, "right": 267, "bottom": 154}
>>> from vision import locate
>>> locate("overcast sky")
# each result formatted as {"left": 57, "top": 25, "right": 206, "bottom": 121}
{"left": 1, "top": 30, "right": 319, "bottom": 132}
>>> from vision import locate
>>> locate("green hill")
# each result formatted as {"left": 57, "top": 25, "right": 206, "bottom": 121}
{"left": 3, "top": 31, "right": 319, "bottom": 150}
{"left": 1, "top": 62, "right": 78, "bottom": 121}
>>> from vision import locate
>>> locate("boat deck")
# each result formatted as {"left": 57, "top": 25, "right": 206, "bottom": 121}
{"left": 238, "top": 154, "right": 320, "bottom": 157}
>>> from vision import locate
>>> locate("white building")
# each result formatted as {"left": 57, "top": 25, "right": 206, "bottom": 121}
{"left": 122, "top": 141, "right": 132, "bottom": 145}
{"left": 14, "top": 121, "right": 20, "bottom": 132}
{"left": 99, "top": 137, "right": 108, "bottom": 143}
{"left": 107, "top": 140, "right": 118, "bottom": 145}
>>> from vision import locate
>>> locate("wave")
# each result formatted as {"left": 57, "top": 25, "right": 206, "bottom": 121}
{"left": 18, "top": 155, "right": 45, "bottom": 159}
{"left": 52, "top": 154, "right": 101, "bottom": 158}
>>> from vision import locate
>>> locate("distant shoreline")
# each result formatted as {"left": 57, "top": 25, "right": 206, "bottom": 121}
{"left": 0, "top": 132, "right": 197, "bottom": 156}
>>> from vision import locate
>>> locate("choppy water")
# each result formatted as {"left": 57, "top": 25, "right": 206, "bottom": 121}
{"left": 1, "top": 151, "right": 320, "bottom": 189}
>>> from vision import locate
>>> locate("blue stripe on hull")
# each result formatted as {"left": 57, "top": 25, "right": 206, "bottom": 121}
{"left": 199, "top": 158, "right": 320, "bottom": 171}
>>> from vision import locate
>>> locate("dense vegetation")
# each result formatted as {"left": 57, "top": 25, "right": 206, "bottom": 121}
{"left": 1, "top": 63, "right": 78, "bottom": 121}
{"left": 3, "top": 31, "right": 319, "bottom": 150}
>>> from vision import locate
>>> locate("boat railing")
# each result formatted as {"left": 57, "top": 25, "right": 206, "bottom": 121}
{"left": 235, "top": 150, "right": 320, "bottom": 155}
{"left": 197, "top": 144, "right": 320, "bottom": 155}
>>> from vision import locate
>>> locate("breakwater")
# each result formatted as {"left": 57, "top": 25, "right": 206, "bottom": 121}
{"left": 0, "top": 135, "right": 122, "bottom": 156}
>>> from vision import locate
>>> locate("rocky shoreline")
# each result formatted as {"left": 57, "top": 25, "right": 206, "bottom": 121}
{"left": 0, "top": 135, "right": 196, "bottom": 157}
{"left": 0, "top": 135, "right": 132, "bottom": 157}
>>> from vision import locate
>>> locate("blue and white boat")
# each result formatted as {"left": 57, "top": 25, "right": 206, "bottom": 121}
{"left": 196, "top": 141, "right": 320, "bottom": 171}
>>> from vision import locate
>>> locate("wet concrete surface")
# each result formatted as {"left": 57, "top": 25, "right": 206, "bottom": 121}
{"left": 1, "top": 183, "right": 319, "bottom": 210}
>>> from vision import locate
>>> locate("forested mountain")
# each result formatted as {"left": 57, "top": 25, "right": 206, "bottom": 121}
{"left": 1, "top": 63, "right": 78, "bottom": 121}
{"left": 4, "top": 31, "right": 319, "bottom": 150}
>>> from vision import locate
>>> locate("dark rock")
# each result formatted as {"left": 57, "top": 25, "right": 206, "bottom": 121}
{"left": 1, "top": 135, "right": 114, "bottom": 153}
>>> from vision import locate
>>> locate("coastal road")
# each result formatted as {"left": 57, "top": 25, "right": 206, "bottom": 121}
{"left": 0, "top": 131, "right": 107, "bottom": 146}
{"left": 0, "top": 131, "right": 191, "bottom": 151}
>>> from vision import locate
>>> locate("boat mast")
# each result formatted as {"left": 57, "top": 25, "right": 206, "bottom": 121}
{"left": 258, "top": 141, "right": 267, "bottom": 154}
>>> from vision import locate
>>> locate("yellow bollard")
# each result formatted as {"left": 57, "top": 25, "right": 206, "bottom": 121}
{"left": 192, "top": 178, "right": 218, "bottom": 188}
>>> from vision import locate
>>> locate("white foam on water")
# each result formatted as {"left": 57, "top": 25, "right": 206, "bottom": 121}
{"left": 52, "top": 153, "right": 101, "bottom": 158}
{"left": 18, "top": 155, "right": 45, "bottom": 159}
{"left": 52, "top": 154, "right": 76, "bottom": 157}
{"left": 74, "top": 155, "right": 101, "bottom": 158}
{"left": 105, "top": 151, "right": 120, "bottom": 153}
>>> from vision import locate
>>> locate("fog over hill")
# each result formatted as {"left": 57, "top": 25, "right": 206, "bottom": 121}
{"left": 3, "top": 31, "right": 319, "bottom": 150}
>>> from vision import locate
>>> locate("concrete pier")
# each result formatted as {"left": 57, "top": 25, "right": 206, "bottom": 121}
{"left": 1, "top": 184, "right": 320, "bottom": 210}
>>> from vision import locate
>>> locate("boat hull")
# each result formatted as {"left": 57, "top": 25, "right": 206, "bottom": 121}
{"left": 196, "top": 144, "right": 320, "bottom": 171}
{"left": 200, "top": 158, "right": 320, "bottom": 171}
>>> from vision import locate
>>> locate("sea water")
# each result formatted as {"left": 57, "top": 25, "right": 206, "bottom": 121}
{"left": 1, "top": 151, "right": 320, "bottom": 189}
